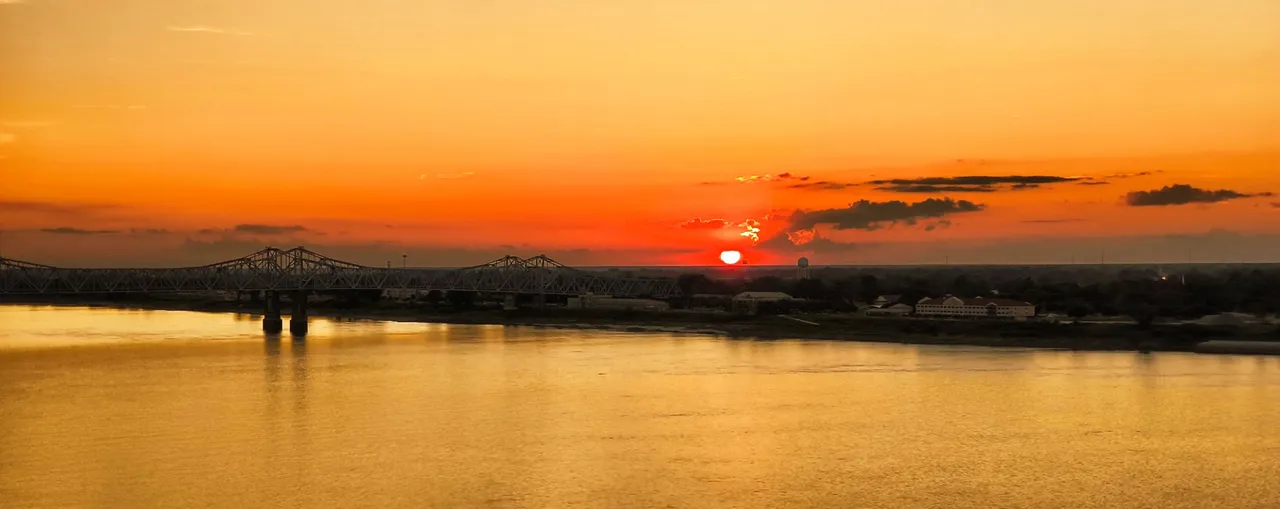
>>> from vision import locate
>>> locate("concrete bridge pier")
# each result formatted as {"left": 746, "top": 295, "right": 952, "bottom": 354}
{"left": 263, "top": 291, "right": 283, "bottom": 333}
{"left": 289, "top": 290, "right": 309, "bottom": 336}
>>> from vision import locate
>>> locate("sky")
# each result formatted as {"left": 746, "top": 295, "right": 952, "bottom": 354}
{"left": 2, "top": 0, "right": 1279, "bottom": 267}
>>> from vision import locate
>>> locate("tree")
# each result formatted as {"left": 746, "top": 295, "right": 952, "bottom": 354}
{"left": 1125, "top": 303, "right": 1158, "bottom": 329}
{"left": 1065, "top": 300, "right": 1093, "bottom": 319}
{"left": 791, "top": 278, "right": 830, "bottom": 300}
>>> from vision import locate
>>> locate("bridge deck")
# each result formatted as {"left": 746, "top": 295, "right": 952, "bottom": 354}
{"left": 0, "top": 247, "right": 681, "bottom": 298}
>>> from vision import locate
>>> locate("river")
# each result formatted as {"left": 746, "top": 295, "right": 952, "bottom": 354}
{"left": 1, "top": 305, "right": 1278, "bottom": 508}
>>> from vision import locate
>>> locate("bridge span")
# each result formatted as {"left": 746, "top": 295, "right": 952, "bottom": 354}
{"left": 0, "top": 246, "right": 682, "bottom": 334}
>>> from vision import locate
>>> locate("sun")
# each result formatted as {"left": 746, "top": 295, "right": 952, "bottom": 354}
{"left": 719, "top": 250, "right": 742, "bottom": 265}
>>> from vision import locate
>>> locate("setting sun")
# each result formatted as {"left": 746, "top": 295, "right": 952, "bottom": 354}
{"left": 719, "top": 250, "right": 742, "bottom": 265}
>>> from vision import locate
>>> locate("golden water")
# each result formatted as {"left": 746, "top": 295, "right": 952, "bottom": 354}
{"left": 2, "top": 305, "right": 1278, "bottom": 508}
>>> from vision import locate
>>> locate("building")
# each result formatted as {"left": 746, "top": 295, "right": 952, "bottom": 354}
{"left": 872, "top": 295, "right": 904, "bottom": 307}
{"left": 914, "top": 296, "right": 1035, "bottom": 320}
{"left": 732, "top": 292, "right": 794, "bottom": 303}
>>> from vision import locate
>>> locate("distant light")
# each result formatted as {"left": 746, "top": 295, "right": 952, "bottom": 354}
{"left": 720, "top": 250, "right": 742, "bottom": 265}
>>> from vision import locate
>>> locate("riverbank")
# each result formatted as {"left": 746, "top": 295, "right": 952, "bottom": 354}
{"left": 5, "top": 297, "right": 1280, "bottom": 353}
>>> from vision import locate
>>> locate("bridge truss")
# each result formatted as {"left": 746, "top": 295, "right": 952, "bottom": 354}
{"left": 0, "top": 247, "right": 681, "bottom": 298}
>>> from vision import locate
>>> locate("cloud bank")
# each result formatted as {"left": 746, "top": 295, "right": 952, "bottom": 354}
{"left": 869, "top": 175, "right": 1084, "bottom": 194}
{"left": 1125, "top": 184, "right": 1272, "bottom": 206}
{"left": 787, "top": 198, "right": 984, "bottom": 231}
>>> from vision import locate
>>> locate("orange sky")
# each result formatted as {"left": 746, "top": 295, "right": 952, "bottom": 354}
{"left": 2, "top": 0, "right": 1279, "bottom": 266}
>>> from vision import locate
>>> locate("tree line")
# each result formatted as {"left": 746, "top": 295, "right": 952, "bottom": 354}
{"left": 675, "top": 265, "right": 1280, "bottom": 321}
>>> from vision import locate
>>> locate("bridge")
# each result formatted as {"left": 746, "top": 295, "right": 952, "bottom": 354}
{"left": 0, "top": 246, "right": 681, "bottom": 334}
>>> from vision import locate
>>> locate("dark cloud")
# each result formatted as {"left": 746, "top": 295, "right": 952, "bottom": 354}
{"left": 870, "top": 175, "right": 1083, "bottom": 194}
{"left": 1079, "top": 181, "right": 1111, "bottom": 186}
{"left": 39, "top": 227, "right": 119, "bottom": 235}
{"left": 1273, "top": 202, "right": 1280, "bottom": 209}
{"left": 232, "top": 224, "right": 310, "bottom": 235}
{"left": 788, "top": 198, "right": 985, "bottom": 231}
{"left": 923, "top": 219, "right": 953, "bottom": 232}
{"left": 0, "top": 200, "right": 116, "bottom": 215}
{"left": 788, "top": 181, "right": 855, "bottom": 191}
{"left": 129, "top": 228, "right": 171, "bottom": 235}
{"left": 1124, "top": 184, "right": 1273, "bottom": 207}
{"left": 877, "top": 184, "right": 1000, "bottom": 193}
{"left": 1107, "top": 171, "right": 1155, "bottom": 179}
{"left": 679, "top": 218, "right": 731, "bottom": 230}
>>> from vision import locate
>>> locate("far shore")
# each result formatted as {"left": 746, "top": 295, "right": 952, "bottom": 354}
{"left": 5, "top": 297, "right": 1279, "bottom": 355}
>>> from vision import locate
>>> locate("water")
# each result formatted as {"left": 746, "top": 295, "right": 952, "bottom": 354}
{"left": 2, "top": 305, "right": 1279, "bottom": 508}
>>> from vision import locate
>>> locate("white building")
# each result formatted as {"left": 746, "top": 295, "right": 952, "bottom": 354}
{"left": 914, "top": 296, "right": 1035, "bottom": 320}
{"left": 865, "top": 303, "right": 913, "bottom": 317}
{"left": 732, "top": 292, "right": 794, "bottom": 303}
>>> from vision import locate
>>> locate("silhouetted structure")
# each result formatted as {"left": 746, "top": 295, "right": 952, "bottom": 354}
{"left": 0, "top": 247, "right": 682, "bottom": 332}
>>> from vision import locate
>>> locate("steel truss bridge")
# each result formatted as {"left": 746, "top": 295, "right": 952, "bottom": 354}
{"left": 0, "top": 247, "right": 681, "bottom": 299}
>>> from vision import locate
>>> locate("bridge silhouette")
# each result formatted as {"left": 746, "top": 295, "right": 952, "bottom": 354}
{"left": 0, "top": 246, "right": 682, "bottom": 334}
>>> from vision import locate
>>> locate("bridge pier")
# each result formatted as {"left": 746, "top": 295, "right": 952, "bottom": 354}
{"left": 289, "top": 290, "right": 308, "bottom": 336}
{"left": 262, "top": 291, "right": 283, "bottom": 333}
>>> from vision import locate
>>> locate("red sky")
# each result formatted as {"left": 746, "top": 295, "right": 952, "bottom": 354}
{"left": 2, "top": 0, "right": 1279, "bottom": 267}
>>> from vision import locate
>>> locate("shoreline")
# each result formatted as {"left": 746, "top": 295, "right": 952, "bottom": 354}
{"left": 7, "top": 298, "right": 1279, "bottom": 354}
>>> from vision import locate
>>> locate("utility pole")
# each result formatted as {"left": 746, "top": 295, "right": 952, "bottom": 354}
{"left": 402, "top": 253, "right": 407, "bottom": 268}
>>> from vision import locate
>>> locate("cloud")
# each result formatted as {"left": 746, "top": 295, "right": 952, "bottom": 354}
{"left": 700, "top": 173, "right": 810, "bottom": 186}
{"left": 0, "top": 200, "right": 117, "bottom": 216}
{"left": 787, "top": 181, "right": 856, "bottom": 191}
{"left": 739, "top": 219, "right": 761, "bottom": 243}
{"left": 1124, "top": 184, "right": 1273, "bottom": 207}
{"left": 875, "top": 184, "right": 1000, "bottom": 193}
{"left": 167, "top": 26, "right": 252, "bottom": 36}
{"left": 0, "top": 0, "right": 26, "bottom": 5}
{"left": 760, "top": 229, "right": 858, "bottom": 254}
{"left": 735, "top": 172, "right": 809, "bottom": 184}
{"left": 679, "top": 218, "right": 731, "bottom": 230}
{"left": 787, "top": 198, "right": 985, "bottom": 231}
{"left": 129, "top": 228, "right": 172, "bottom": 235}
{"left": 869, "top": 175, "right": 1083, "bottom": 193}
{"left": 0, "top": 133, "right": 14, "bottom": 144}
{"left": 1271, "top": 202, "right": 1280, "bottom": 209}
{"left": 232, "top": 224, "right": 309, "bottom": 235}
{"left": 1078, "top": 181, "right": 1111, "bottom": 186}
{"left": 1107, "top": 171, "right": 1155, "bottom": 179}
{"left": 40, "top": 227, "right": 119, "bottom": 235}
{"left": 762, "top": 209, "right": 790, "bottom": 221}
{"left": 923, "top": 219, "right": 953, "bottom": 232}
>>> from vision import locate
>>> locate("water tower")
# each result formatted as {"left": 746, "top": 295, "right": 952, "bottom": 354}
{"left": 797, "top": 257, "right": 810, "bottom": 279}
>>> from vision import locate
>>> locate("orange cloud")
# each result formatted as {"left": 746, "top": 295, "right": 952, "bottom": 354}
{"left": 679, "top": 218, "right": 732, "bottom": 230}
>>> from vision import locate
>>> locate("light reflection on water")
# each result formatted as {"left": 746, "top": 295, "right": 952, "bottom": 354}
{"left": 1, "top": 305, "right": 1278, "bottom": 508}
